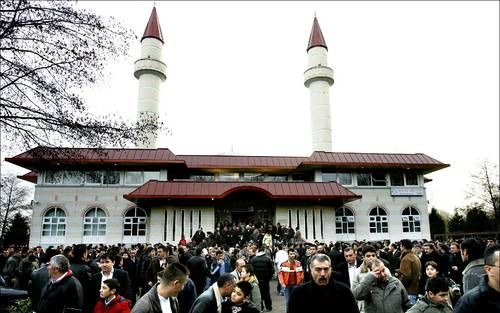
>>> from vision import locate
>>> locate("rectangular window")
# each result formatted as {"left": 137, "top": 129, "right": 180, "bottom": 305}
{"left": 190, "top": 210, "right": 194, "bottom": 238}
{"left": 172, "top": 210, "right": 176, "bottom": 241}
{"left": 322, "top": 172, "right": 337, "bottom": 182}
{"left": 63, "top": 171, "right": 84, "bottom": 184}
{"left": 218, "top": 173, "right": 239, "bottom": 181}
{"left": 405, "top": 172, "right": 419, "bottom": 186}
{"left": 243, "top": 173, "right": 264, "bottom": 181}
{"left": 103, "top": 171, "right": 120, "bottom": 184}
{"left": 312, "top": 210, "right": 316, "bottom": 239}
{"left": 163, "top": 210, "right": 168, "bottom": 242}
{"left": 45, "top": 170, "right": 63, "bottom": 184}
{"left": 85, "top": 171, "right": 102, "bottom": 185}
{"left": 190, "top": 174, "right": 215, "bottom": 181}
{"left": 265, "top": 175, "right": 287, "bottom": 182}
{"left": 320, "top": 209, "right": 324, "bottom": 239}
{"left": 304, "top": 210, "right": 308, "bottom": 239}
{"left": 288, "top": 210, "right": 292, "bottom": 228}
{"left": 144, "top": 171, "right": 160, "bottom": 182}
{"left": 390, "top": 172, "right": 404, "bottom": 186}
{"left": 337, "top": 172, "right": 353, "bottom": 185}
{"left": 181, "top": 210, "right": 185, "bottom": 238}
{"left": 372, "top": 172, "right": 387, "bottom": 186}
{"left": 198, "top": 210, "right": 202, "bottom": 230}
{"left": 356, "top": 173, "right": 371, "bottom": 186}
{"left": 125, "top": 171, "right": 143, "bottom": 185}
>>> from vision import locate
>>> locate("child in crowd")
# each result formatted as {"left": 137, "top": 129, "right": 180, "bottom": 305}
{"left": 423, "top": 261, "right": 461, "bottom": 307}
{"left": 222, "top": 281, "right": 260, "bottom": 313}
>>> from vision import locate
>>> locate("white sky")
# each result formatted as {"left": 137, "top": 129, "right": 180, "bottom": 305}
{"left": 3, "top": 1, "right": 499, "bottom": 215}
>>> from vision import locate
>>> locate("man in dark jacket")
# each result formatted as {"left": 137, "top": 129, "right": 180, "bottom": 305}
{"left": 28, "top": 247, "right": 59, "bottom": 310}
{"left": 90, "top": 253, "right": 133, "bottom": 307}
{"left": 70, "top": 244, "right": 94, "bottom": 313}
{"left": 448, "top": 242, "right": 464, "bottom": 286}
{"left": 288, "top": 253, "right": 359, "bottom": 313}
{"left": 250, "top": 245, "right": 274, "bottom": 311}
{"left": 334, "top": 247, "right": 361, "bottom": 287}
{"left": 188, "top": 273, "right": 235, "bottom": 313}
{"left": 454, "top": 244, "right": 500, "bottom": 313}
{"left": 132, "top": 262, "right": 190, "bottom": 313}
{"left": 186, "top": 247, "right": 209, "bottom": 296}
{"left": 37, "top": 254, "right": 84, "bottom": 313}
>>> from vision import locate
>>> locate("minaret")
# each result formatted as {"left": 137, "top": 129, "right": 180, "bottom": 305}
{"left": 304, "top": 16, "right": 334, "bottom": 152}
{"left": 134, "top": 7, "right": 167, "bottom": 149}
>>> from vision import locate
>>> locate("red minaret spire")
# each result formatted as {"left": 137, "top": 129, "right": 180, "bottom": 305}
{"left": 142, "top": 7, "right": 163, "bottom": 43}
{"left": 307, "top": 16, "right": 327, "bottom": 51}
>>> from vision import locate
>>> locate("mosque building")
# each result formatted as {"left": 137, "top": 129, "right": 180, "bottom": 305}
{"left": 6, "top": 7, "right": 448, "bottom": 247}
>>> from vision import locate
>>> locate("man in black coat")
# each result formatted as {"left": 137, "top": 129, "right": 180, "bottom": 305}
{"left": 186, "top": 247, "right": 209, "bottom": 296}
{"left": 333, "top": 247, "right": 361, "bottom": 287}
{"left": 27, "top": 247, "right": 59, "bottom": 310}
{"left": 250, "top": 245, "right": 275, "bottom": 311}
{"left": 288, "top": 253, "right": 359, "bottom": 313}
{"left": 188, "top": 273, "right": 235, "bottom": 313}
{"left": 37, "top": 254, "right": 84, "bottom": 313}
{"left": 70, "top": 244, "right": 94, "bottom": 313}
{"left": 90, "top": 253, "right": 133, "bottom": 307}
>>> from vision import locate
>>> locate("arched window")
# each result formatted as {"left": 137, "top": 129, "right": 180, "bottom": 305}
{"left": 369, "top": 206, "right": 388, "bottom": 233}
{"left": 402, "top": 206, "right": 421, "bottom": 232}
{"left": 83, "top": 207, "right": 107, "bottom": 237}
{"left": 335, "top": 206, "right": 355, "bottom": 234}
{"left": 123, "top": 207, "right": 147, "bottom": 237}
{"left": 42, "top": 207, "right": 66, "bottom": 236}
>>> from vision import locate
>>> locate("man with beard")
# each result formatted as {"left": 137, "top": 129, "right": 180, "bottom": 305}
{"left": 287, "top": 253, "right": 359, "bottom": 313}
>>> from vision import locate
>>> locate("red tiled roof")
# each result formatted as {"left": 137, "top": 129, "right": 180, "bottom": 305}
{"left": 142, "top": 7, "right": 163, "bottom": 43}
{"left": 124, "top": 181, "right": 361, "bottom": 201}
{"left": 307, "top": 17, "right": 328, "bottom": 52}
{"left": 299, "top": 151, "right": 449, "bottom": 173}
{"left": 179, "top": 155, "right": 306, "bottom": 169}
{"left": 5, "top": 147, "right": 183, "bottom": 170}
{"left": 17, "top": 171, "right": 38, "bottom": 183}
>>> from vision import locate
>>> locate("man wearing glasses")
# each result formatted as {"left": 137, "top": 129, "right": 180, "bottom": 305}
{"left": 454, "top": 244, "right": 500, "bottom": 313}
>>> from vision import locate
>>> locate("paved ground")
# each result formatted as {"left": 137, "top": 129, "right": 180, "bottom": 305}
{"left": 268, "top": 278, "right": 286, "bottom": 313}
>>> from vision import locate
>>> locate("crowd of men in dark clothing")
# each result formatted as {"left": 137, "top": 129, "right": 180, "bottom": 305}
{"left": 1, "top": 220, "right": 499, "bottom": 313}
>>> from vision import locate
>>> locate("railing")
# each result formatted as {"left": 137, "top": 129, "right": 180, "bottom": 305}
{"left": 434, "top": 231, "right": 500, "bottom": 241}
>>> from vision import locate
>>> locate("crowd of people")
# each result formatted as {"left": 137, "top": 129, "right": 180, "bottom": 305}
{"left": 1, "top": 220, "right": 499, "bottom": 313}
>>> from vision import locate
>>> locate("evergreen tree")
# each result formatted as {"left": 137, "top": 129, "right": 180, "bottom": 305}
{"left": 447, "top": 211, "right": 466, "bottom": 233}
{"left": 464, "top": 203, "right": 495, "bottom": 232}
{"left": 3, "top": 212, "right": 30, "bottom": 246}
{"left": 429, "top": 207, "right": 446, "bottom": 239}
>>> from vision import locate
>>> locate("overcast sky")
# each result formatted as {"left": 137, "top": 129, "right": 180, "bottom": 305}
{"left": 4, "top": 1, "right": 499, "bottom": 215}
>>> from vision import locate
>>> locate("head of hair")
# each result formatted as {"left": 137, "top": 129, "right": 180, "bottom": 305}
{"left": 49, "top": 254, "right": 70, "bottom": 273}
{"left": 426, "top": 277, "right": 449, "bottom": 294}
{"left": 400, "top": 239, "right": 412, "bottom": 250}
{"left": 288, "top": 248, "right": 296, "bottom": 254}
{"left": 484, "top": 244, "right": 500, "bottom": 266}
{"left": 236, "top": 280, "right": 253, "bottom": 297}
{"left": 98, "top": 253, "right": 114, "bottom": 262}
{"left": 258, "top": 246, "right": 265, "bottom": 252}
{"left": 361, "top": 245, "right": 376, "bottom": 256}
{"left": 343, "top": 247, "right": 354, "bottom": 254}
{"left": 461, "top": 238, "right": 486, "bottom": 262}
{"left": 243, "top": 263, "right": 255, "bottom": 276}
{"left": 217, "top": 273, "right": 236, "bottom": 288}
{"left": 161, "top": 262, "right": 189, "bottom": 285}
{"left": 368, "top": 258, "right": 384, "bottom": 270}
{"left": 424, "top": 243, "right": 435, "bottom": 250}
{"left": 72, "top": 244, "right": 87, "bottom": 260}
{"left": 103, "top": 278, "right": 120, "bottom": 292}
{"left": 310, "top": 253, "right": 331, "bottom": 267}
{"left": 216, "top": 250, "right": 224, "bottom": 256}
{"left": 196, "top": 247, "right": 203, "bottom": 256}
{"left": 425, "top": 261, "right": 440, "bottom": 272}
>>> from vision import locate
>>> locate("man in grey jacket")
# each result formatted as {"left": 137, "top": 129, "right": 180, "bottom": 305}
{"left": 132, "top": 262, "right": 190, "bottom": 313}
{"left": 460, "top": 238, "right": 486, "bottom": 293}
{"left": 352, "top": 258, "right": 412, "bottom": 313}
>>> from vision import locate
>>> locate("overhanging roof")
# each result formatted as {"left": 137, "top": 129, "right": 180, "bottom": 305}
{"left": 124, "top": 181, "right": 361, "bottom": 203}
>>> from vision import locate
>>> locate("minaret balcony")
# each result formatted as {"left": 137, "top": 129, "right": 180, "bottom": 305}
{"left": 304, "top": 65, "right": 334, "bottom": 87}
{"left": 134, "top": 58, "right": 167, "bottom": 81}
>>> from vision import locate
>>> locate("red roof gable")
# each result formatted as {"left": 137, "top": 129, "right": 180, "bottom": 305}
{"left": 307, "top": 17, "right": 328, "bottom": 52}
{"left": 17, "top": 171, "right": 38, "bottom": 183}
{"left": 179, "top": 155, "right": 306, "bottom": 169}
{"left": 124, "top": 181, "right": 361, "bottom": 202}
{"left": 142, "top": 7, "right": 163, "bottom": 43}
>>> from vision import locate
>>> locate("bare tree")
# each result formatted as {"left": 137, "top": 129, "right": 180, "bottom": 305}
{"left": 0, "top": 0, "right": 161, "bottom": 152}
{"left": 0, "top": 175, "right": 31, "bottom": 245}
{"left": 467, "top": 160, "right": 500, "bottom": 231}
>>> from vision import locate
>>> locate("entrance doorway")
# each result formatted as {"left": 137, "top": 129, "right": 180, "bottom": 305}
{"left": 215, "top": 190, "right": 274, "bottom": 226}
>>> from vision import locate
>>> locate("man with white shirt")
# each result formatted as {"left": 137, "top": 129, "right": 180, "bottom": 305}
{"left": 132, "top": 262, "right": 190, "bottom": 313}
{"left": 274, "top": 244, "right": 288, "bottom": 295}
{"left": 334, "top": 247, "right": 362, "bottom": 288}
{"left": 230, "top": 258, "right": 246, "bottom": 281}
{"left": 189, "top": 273, "right": 236, "bottom": 313}
{"left": 91, "top": 253, "right": 133, "bottom": 306}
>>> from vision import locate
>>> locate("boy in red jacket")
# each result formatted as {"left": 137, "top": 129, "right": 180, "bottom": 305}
{"left": 93, "top": 278, "right": 131, "bottom": 313}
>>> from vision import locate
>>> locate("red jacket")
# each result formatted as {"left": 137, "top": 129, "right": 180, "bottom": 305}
{"left": 93, "top": 294, "right": 131, "bottom": 313}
